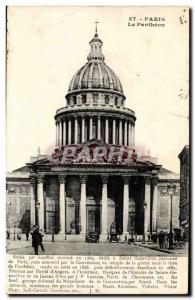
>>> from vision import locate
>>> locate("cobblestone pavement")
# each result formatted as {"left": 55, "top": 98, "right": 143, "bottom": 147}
{"left": 6, "top": 240, "right": 188, "bottom": 256}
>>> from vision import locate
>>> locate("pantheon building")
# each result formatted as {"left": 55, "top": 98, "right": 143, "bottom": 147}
{"left": 6, "top": 30, "right": 180, "bottom": 242}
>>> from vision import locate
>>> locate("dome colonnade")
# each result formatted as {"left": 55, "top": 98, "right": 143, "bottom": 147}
{"left": 55, "top": 113, "right": 135, "bottom": 147}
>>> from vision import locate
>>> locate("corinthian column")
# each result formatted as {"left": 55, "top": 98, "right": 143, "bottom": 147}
{"left": 105, "top": 118, "right": 109, "bottom": 143}
{"left": 122, "top": 176, "right": 129, "bottom": 239}
{"left": 113, "top": 119, "right": 116, "bottom": 145}
{"left": 100, "top": 176, "right": 108, "bottom": 242}
{"left": 59, "top": 121, "right": 62, "bottom": 146}
{"left": 132, "top": 125, "right": 135, "bottom": 147}
{"left": 152, "top": 177, "right": 158, "bottom": 233}
{"left": 37, "top": 175, "right": 44, "bottom": 231}
{"left": 144, "top": 177, "right": 151, "bottom": 237}
{"left": 63, "top": 120, "right": 66, "bottom": 145}
{"left": 30, "top": 176, "right": 36, "bottom": 229}
{"left": 61, "top": 121, "right": 64, "bottom": 146}
{"left": 56, "top": 122, "right": 58, "bottom": 146}
{"left": 89, "top": 117, "right": 93, "bottom": 140}
{"left": 97, "top": 117, "right": 101, "bottom": 140}
{"left": 82, "top": 117, "right": 85, "bottom": 143}
{"left": 128, "top": 123, "right": 131, "bottom": 147}
{"left": 80, "top": 176, "right": 87, "bottom": 240}
{"left": 124, "top": 121, "right": 127, "bottom": 146}
{"left": 59, "top": 175, "right": 66, "bottom": 235}
{"left": 68, "top": 119, "right": 71, "bottom": 144}
{"left": 74, "top": 118, "right": 78, "bottom": 144}
{"left": 119, "top": 120, "right": 122, "bottom": 145}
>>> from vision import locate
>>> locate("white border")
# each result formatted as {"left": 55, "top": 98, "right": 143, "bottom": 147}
{"left": 0, "top": 1, "right": 193, "bottom": 300}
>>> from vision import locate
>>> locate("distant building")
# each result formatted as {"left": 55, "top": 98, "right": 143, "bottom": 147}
{"left": 157, "top": 168, "right": 180, "bottom": 233}
{"left": 178, "top": 146, "right": 189, "bottom": 240}
{"left": 6, "top": 166, "right": 30, "bottom": 233}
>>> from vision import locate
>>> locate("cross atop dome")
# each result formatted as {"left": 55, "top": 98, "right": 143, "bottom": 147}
{"left": 95, "top": 21, "right": 99, "bottom": 35}
{"left": 87, "top": 22, "right": 105, "bottom": 61}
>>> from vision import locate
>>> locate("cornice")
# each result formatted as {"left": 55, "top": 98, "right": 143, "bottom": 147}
{"left": 65, "top": 88, "right": 125, "bottom": 99}
{"left": 55, "top": 106, "right": 136, "bottom": 122}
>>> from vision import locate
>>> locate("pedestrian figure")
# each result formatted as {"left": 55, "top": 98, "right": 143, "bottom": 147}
{"left": 158, "top": 231, "right": 165, "bottom": 249}
{"left": 31, "top": 227, "right": 39, "bottom": 255}
{"left": 124, "top": 234, "right": 127, "bottom": 243}
{"left": 148, "top": 234, "right": 151, "bottom": 242}
{"left": 39, "top": 229, "right": 45, "bottom": 252}
{"left": 17, "top": 233, "right": 21, "bottom": 240}
{"left": 26, "top": 230, "right": 30, "bottom": 241}
{"left": 164, "top": 232, "right": 169, "bottom": 249}
{"left": 152, "top": 233, "right": 158, "bottom": 243}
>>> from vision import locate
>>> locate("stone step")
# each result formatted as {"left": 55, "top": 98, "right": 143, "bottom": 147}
{"left": 42, "top": 234, "right": 85, "bottom": 242}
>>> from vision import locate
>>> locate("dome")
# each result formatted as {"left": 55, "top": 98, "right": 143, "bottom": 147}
{"left": 67, "top": 31, "right": 124, "bottom": 95}
{"left": 68, "top": 61, "right": 123, "bottom": 94}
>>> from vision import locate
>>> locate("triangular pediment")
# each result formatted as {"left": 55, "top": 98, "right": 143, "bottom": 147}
{"left": 27, "top": 142, "right": 160, "bottom": 169}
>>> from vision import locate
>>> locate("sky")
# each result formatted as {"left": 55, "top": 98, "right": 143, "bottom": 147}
{"left": 6, "top": 6, "right": 189, "bottom": 173}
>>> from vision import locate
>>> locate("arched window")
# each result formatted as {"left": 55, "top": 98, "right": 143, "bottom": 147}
{"left": 82, "top": 94, "right": 86, "bottom": 104}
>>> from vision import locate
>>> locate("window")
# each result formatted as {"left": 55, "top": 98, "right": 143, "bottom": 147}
{"left": 105, "top": 95, "right": 109, "bottom": 105}
{"left": 73, "top": 96, "right": 77, "bottom": 105}
{"left": 82, "top": 94, "right": 86, "bottom": 104}
{"left": 93, "top": 93, "right": 98, "bottom": 104}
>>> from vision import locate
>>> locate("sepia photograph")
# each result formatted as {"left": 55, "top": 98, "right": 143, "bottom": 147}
{"left": 5, "top": 5, "right": 189, "bottom": 295}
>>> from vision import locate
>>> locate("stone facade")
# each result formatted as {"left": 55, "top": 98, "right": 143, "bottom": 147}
{"left": 6, "top": 165, "right": 180, "bottom": 238}
{"left": 178, "top": 146, "right": 189, "bottom": 240}
{"left": 6, "top": 167, "right": 31, "bottom": 233}
{"left": 157, "top": 168, "right": 180, "bottom": 233}
{"left": 6, "top": 29, "right": 180, "bottom": 241}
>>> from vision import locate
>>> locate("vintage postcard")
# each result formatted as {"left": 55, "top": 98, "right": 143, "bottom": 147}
{"left": 6, "top": 6, "right": 189, "bottom": 295}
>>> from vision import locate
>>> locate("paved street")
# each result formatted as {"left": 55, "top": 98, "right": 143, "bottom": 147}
{"left": 6, "top": 239, "right": 188, "bottom": 256}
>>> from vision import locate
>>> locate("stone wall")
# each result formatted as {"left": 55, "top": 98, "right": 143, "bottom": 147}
{"left": 179, "top": 146, "right": 189, "bottom": 239}
{"left": 6, "top": 181, "right": 30, "bottom": 233}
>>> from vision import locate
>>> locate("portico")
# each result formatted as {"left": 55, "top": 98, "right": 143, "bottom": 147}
{"left": 28, "top": 162, "right": 159, "bottom": 242}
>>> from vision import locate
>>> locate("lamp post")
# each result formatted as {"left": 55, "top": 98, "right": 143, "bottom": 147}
{"left": 129, "top": 199, "right": 135, "bottom": 243}
{"left": 13, "top": 225, "right": 16, "bottom": 241}
{"left": 167, "top": 183, "right": 176, "bottom": 250}
{"left": 129, "top": 212, "right": 134, "bottom": 240}
{"left": 46, "top": 200, "right": 55, "bottom": 242}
